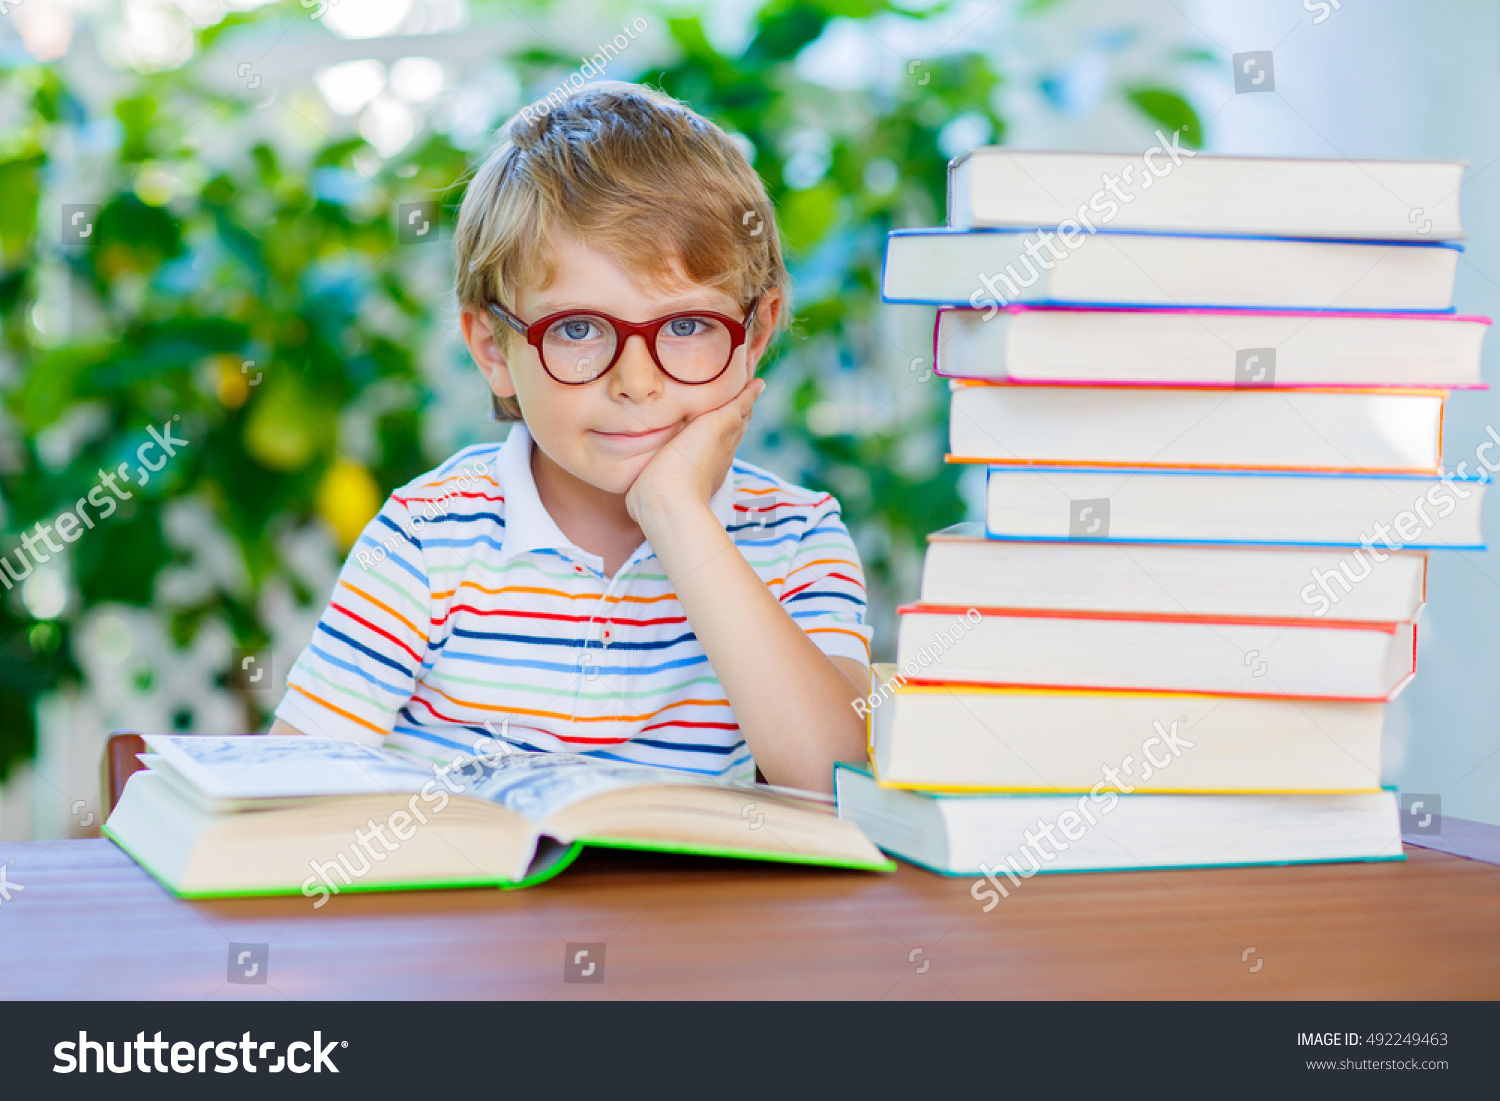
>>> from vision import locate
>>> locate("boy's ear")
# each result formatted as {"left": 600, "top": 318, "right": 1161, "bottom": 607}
{"left": 745, "top": 289, "right": 784, "bottom": 372}
{"left": 460, "top": 305, "right": 518, "bottom": 402}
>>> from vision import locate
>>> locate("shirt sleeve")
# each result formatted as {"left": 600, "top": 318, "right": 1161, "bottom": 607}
{"left": 777, "top": 493, "right": 873, "bottom": 667}
{"left": 274, "top": 495, "right": 431, "bottom": 745}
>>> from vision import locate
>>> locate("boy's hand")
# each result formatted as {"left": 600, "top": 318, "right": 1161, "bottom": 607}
{"left": 626, "top": 376, "right": 765, "bottom": 529}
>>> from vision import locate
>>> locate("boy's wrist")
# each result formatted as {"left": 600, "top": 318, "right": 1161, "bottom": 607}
{"left": 631, "top": 487, "right": 716, "bottom": 536}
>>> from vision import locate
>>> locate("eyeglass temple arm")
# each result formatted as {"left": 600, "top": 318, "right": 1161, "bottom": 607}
{"left": 486, "top": 301, "right": 529, "bottom": 336}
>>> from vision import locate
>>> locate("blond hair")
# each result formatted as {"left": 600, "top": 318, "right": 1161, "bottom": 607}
{"left": 454, "top": 81, "right": 791, "bottom": 421}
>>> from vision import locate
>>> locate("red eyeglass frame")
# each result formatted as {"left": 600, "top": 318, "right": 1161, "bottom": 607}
{"left": 486, "top": 298, "right": 761, "bottom": 386}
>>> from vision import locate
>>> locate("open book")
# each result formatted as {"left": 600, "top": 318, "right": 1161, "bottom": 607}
{"left": 104, "top": 737, "right": 892, "bottom": 899}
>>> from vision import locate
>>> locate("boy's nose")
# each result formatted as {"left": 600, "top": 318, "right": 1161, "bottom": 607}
{"left": 608, "top": 334, "right": 663, "bottom": 402}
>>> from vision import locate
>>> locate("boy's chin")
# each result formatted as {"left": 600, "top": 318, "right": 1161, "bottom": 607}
{"left": 578, "top": 450, "right": 657, "bottom": 497}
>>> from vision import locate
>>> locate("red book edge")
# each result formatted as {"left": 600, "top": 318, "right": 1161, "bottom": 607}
{"left": 897, "top": 602, "right": 1407, "bottom": 633}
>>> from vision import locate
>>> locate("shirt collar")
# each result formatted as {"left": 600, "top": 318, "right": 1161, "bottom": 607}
{"left": 496, "top": 423, "right": 737, "bottom": 565}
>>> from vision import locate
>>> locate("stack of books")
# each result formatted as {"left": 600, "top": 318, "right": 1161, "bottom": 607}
{"left": 838, "top": 149, "right": 1489, "bottom": 883}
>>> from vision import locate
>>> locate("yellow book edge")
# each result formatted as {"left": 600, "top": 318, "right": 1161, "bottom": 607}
{"left": 862, "top": 664, "right": 1384, "bottom": 797}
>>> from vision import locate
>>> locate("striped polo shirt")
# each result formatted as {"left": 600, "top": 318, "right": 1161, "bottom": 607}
{"left": 275, "top": 423, "right": 872, "bottom": 779}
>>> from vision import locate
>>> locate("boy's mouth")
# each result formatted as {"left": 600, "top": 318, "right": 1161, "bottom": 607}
{"left": 590, "top": 423, "right": 678, "bottom": 446}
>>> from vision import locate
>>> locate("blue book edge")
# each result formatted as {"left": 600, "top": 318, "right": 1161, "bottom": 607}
{"left": 885, "top": 225, "right": 1466, "bottom": 250}
{"left": 979, "top": 466, "right": 1488, "bottom": 549}
{"left": 879, "top": 227, "right": 1463, "bottom": 310}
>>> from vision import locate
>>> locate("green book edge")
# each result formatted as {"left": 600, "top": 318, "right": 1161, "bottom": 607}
{"left": 900, "top": 849, "right": 1406, "bottom": 878}
{"left": 833, "top": 762, "right": 1408, "bottom": 874}
{"left": 103, "top": 822, "right": 588, "bottom": 900}
{"left": 578, "top": 836, "right": 895, "bottom": 872}
{"left": 103, "top": 823, "right": 891, "bottom": 901}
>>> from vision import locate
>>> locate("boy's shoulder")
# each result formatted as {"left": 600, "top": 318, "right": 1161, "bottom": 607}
{"left": 728, "top": 457, "right": 845, "bottom": 519}
{"left": 388, "top": 442, "right": 506, "bottom": 509}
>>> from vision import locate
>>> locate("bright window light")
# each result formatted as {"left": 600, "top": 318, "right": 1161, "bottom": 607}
{"left": 315, "top": 59, "right": 388, "bottom": 117}
{"left": 390, "top": 57, "right": 446, "bottom": 106}
{"left": 322, "top": 0, "right": 413, "bottom": 39}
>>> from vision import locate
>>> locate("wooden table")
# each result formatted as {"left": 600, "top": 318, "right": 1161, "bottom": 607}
{"left": 2, "top": 839, "right": 1497, "bottom": 999}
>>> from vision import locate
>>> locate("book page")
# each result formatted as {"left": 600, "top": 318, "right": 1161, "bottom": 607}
{"left": 141, "top": 736, "right": 436, "bottom": 800}
{"left": 455, "top": 751, "right": 751, "bottom": 824}
{"left": 139, "top": 736, "right": 782, "bottom": 825}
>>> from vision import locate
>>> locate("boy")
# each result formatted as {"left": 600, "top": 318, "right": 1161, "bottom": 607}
{"left": 270, "top": 82, "right": 871, "bottom": 793}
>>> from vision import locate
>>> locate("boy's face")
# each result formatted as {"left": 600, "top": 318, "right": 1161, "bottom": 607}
{"left": 462, "top": 233, "right": 779, "bottom": 497}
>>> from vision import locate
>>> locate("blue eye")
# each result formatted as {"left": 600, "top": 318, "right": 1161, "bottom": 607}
{"left": 667, "top": 318, "right": 706, "bottom": 338}
{"left": 550, "top": 316, "right": 606, "bottom": 343}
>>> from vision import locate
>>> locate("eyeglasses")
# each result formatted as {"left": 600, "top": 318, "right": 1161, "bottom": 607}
{"left": 486, "top": 297, "right": 761, "bottom": 386}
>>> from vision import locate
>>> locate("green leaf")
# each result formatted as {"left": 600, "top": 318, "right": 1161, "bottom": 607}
{"left": 779, "top": 183, "right": 840, "bottom": 253}
{"left": 1173, "top": 46, "right": 1220, "bottom": 64}
{"left": 0, "top": 154, "right": 42, "bottom": 262}
{"left": 1125, "top": 87, "right": 1203, "bottom": 148}
{"left": 744, "top": 2, "right": 831, "bottom": 65}
{"left": 114, "top": 95, "right": 158, "bottom": 163}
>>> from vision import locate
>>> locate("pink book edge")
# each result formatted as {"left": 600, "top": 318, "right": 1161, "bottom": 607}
{"left": 934, "top": 304, "right": 1494, "bottom": 323}
{"left": 932, "top": 376, "right": 1489, "bottom": 390}
{"left": 931, "top": 305, "right": 1491, "bottom": 389}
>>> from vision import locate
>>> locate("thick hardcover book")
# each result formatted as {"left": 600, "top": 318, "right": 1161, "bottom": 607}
{"left": 895, "top": 603, "right": 1417, "bottom": 700}
{"left": 866, "top": 670, "right": 1383, "bottom": 794}
{"left": 104, "top": 737, "right": 893, "bottom": 899}
{"left": 834, "top": 764, "right": 1405, "bottom": 878}
{"left": 932, "top": 305, "right": 1489, "bottom": 389}
{"left": 882, "top": 228, "right": 1459, "bottom": 311}
{"left": 983, "top": 466, "right": 1487, "bottom": 548}
{"left": 948, "top": 383, "right": 1445, "bottom": 473}
{"left": 921, "top": 523, "right": 1427, "bottom": 622}
{"left": 946, "top": 149, "right": 1465, "bottom": 239}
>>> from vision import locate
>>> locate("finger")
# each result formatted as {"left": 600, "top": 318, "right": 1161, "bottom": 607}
{"left": 737, "top": 378, "right": 764, "bottom": 419}
{"left": 698, "top": 378, "right": 761, "bottom": 433}
{"left": 714, "top": 376, "right": 761, "bottom": 413}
